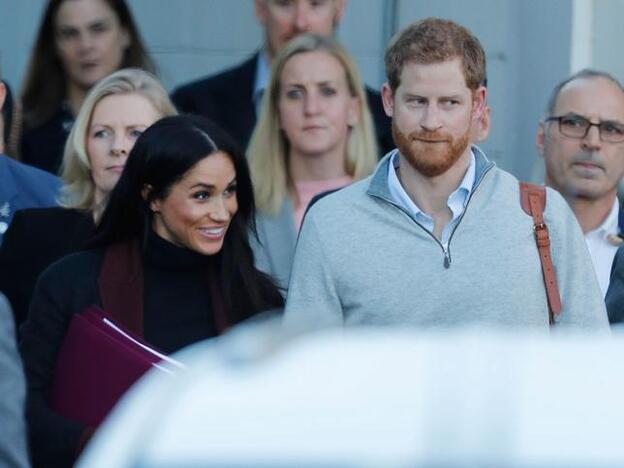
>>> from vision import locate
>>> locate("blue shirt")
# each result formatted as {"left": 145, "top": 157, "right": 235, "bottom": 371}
{"left": 387, "top": 150, "right": 476, "bottom": 247}
{"left": 0, "top": 155, "right": 61, "bottom": 245}
{"left": 253, "top": 51, "right": 270, "bottom": 117}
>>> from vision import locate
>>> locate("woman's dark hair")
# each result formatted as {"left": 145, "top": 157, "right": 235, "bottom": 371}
{"left": 93, "top": 114, "right": 283, "bottom": 322}
{"left": 21, "top": 0, "right": 155, "bottom": 129}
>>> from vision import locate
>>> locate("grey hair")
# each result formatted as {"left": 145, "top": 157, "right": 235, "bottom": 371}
{"left": 546, "top": 68, "right": 624, "bottom": 115}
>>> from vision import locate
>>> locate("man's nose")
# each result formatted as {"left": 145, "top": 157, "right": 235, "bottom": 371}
{"left": 294, "top": 4, "right": 311, "bottom": 31}
{"left": 420, "top": 105, "right": 443, "bottom": 132}
{"left": 581, "top": 124, "right": 602, "bottom": 151}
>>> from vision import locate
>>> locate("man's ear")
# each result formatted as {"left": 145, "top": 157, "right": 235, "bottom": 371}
{"left": 536, "top": 121, "right": 546, "bottom": 158}
{"left": 472, "top": 85, "right": 487, "bottom": 121}
{"left": 381, "top": 82, "right": 394, "bottom": 118}
{"left": 254, "top": 0, "right": 268, "bottom": 25}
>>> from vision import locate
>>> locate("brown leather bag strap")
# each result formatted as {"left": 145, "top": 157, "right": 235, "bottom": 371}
{"left": 519, "top": 182, "right": 562, "bottom": 325}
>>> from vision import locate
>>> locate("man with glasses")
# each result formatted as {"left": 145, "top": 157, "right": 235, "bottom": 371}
{"left": 537, "top": 69, "right": 624, "bottom": 297}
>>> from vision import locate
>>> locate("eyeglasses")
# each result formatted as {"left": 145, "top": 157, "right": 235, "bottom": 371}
{"left": 545, "top": 114, "right": 624, "bottom": 143}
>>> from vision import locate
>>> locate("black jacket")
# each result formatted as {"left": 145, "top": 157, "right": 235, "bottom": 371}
{"left": 171, "top": 53, "right": 394, "bottom": 155}
{"left": 20, "top": 106, "right": 74, "bottom": 175}
{"left": 19, "top": 233, "right": 227, "bottom": 467}
{"left": 0, "top": 207, "right": 95, "bottom": 328}
{"left": 606, "top": 245, "right": 624, "bottom": 324}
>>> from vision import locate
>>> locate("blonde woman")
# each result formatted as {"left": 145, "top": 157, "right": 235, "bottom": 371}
{"left": 0, "top": 68, "right": 176, "bottom": 326}
{"left": 249, "top": 34, "right": 378, "bottom": 289}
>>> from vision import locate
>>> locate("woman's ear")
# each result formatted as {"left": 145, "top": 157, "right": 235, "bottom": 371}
{"left": 142, "top": 184, "right": 159, "bottom": 212}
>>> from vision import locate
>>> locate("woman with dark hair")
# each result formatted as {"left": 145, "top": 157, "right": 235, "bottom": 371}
{"left": 19, "top": 115, "right": 283, "bottom": 467}
{"left": 16, "top": 0, "right": 154, "bottom": 174}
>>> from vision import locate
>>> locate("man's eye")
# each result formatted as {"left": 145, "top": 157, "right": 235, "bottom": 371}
{"left": 274, "top": 0, "right": 293, "bottom": 8}
{"left": 561, "top": 117, "right": 587, "bottom": 128}
{"left": 407, "top": 97, "right": 426, "bottom": 106}
{"left": 601, "top": 122, "right": 624, "bottom": 135}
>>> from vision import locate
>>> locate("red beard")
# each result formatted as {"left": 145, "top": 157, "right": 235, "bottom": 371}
{"left": 392, "top": 123, "right": 471, "bottom": 177}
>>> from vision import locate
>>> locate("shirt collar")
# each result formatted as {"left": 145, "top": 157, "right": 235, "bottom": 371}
{"left": 586, "top": 197, "right": 620, "bottom": 240}
{"left": 387, "top": 150, "right": 476, "bottom": 219}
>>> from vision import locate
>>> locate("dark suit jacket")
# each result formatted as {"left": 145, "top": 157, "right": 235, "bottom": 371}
{"left": 606, "top": 245, "right": 624, "bottom": 325}
{"left": 0, "top": 207, "right": 95, "bottom": 328}
{"left": 20, "top": 106, "right": 74, "bottom": 175}
{"left": 604, "top": 207, "right": 624, "bottom": 324}
{"left": 172, "top": 53, "right": 394, "bottom": 155}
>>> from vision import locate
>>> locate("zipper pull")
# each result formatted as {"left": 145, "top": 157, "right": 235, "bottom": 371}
{"left": 443, "top": 249, "right": 451, "bottom": 269}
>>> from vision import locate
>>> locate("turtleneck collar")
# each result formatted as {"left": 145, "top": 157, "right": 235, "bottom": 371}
{"left": 144, "top": 229, "right": 215, "bottom": 271}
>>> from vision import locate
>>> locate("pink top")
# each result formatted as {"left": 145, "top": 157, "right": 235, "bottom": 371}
{"left": 293, "top": 176, "right": 353, "bottom": 232}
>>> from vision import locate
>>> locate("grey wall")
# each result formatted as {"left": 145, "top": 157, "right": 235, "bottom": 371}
{"left": 593, "top": 0, "right": 624, "bottom": 82}
{"left": 1, "top": 0, "right": 618, "bottom": 181}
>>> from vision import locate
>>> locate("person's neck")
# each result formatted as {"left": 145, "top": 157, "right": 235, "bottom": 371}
{"left": 398, "top": 150, "right": 471, "bottom": 216}
{"left": 564, "top": 192, "right": 616, "bottom": 233}
{"left": 289, "top": 148, "right": 348, "bottom": 183}
{"left": 92, "top": 190, "right": 108, "bottom": 224}
{"left": 66, "top": 82, "right": 88, "bottom": 116}
{"left": 263, "top": 44, "right": 275, "bottom": 65}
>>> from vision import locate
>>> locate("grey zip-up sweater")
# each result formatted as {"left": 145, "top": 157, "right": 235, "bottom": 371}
{"left": 284, "top": 148, "right": 608, "bottom": 330}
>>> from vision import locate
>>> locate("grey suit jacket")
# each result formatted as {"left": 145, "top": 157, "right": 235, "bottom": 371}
{"left": 0, "top": 293, "right": 29, "bottom": 467}
{"left": 252, "top": 199, "right": 298, "bottom": 293}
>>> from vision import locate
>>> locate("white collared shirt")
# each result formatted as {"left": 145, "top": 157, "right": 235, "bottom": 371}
{"left": 253, "top": 51, "right": 270, "bottom": 116}
{"left": 387, "top": 150, "right": 476, "bottom": 247}
{"left": 584, "top": 198, "right": 621, "bottom": 298}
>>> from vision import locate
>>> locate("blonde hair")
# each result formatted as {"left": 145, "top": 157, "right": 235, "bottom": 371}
{"left": 59, "top": 68, "right": 177, "bottom": 211}
{"left": 249, "top": 34, "right": 378, "bottom": 214}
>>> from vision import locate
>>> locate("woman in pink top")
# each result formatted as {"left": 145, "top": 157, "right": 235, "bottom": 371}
{"left": 248, "top": 34, "right": 378, "bottom": 290}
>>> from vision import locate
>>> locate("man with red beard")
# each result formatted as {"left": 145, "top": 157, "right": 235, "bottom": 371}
{"left": 283, "top": 18, "right": 607, "bottom": 330}
{"left": 537, "top": 70, "right": 624, "bottom": 302}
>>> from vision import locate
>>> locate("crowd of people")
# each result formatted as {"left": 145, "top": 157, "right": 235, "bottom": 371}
{"left": 0, "top": 0, "right": 623, "bottom": 466}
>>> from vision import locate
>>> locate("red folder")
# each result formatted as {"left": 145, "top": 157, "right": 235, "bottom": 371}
{"left": 49, "top": 306, "right": 182, "bottom": 427}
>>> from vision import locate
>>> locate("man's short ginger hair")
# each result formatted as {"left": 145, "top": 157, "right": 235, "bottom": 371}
{"left": 384, "top": 17, "right": 486, "bottom": 92}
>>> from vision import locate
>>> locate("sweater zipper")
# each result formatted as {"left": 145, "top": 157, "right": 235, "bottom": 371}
{"left": 442, "top": 164, "right": 494, "bottom": 266}
{"left": 371, "top": 164, "right": 494, "bottom": 269}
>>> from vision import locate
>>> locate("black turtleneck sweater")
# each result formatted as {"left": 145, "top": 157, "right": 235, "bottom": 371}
{"left": 19, "top": 231, "right": 223, "bottom": 468}
{"left": 143, "top": 231, "right": 217, "bottom": 354}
